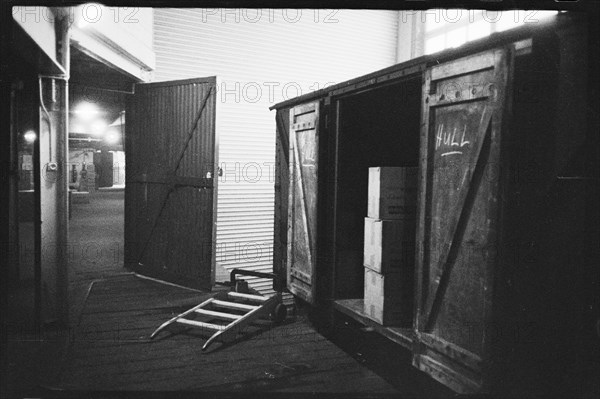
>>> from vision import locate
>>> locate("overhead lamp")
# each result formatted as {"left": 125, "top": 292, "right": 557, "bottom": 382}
{"left": 74, "top": 101, "right": 100, "bottom": 121}
{"left": 105, "top": 130, "right": 120, "bottom": 144}
{"left": 91, "top": 120, "right": 107, "bottom": 136}
{"left": 24, "top": 130, "right": 37, "bottom": 143}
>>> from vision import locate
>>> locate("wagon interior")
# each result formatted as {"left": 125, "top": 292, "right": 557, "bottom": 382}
{"left": 332, "top": 78, "right": 422, "bottom": 330}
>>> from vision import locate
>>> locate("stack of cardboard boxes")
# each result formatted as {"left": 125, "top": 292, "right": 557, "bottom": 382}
{"left": 364, "top": 167, "right": 418, "bottom": 326}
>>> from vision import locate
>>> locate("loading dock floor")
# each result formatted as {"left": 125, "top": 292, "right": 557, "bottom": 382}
{"left": 48, "top": 274, "right": 399, "bottom": 393}
{"left": 3, "top": 189, "right": 451, "bottom": 396}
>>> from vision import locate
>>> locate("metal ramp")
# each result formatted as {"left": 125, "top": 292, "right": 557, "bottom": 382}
{"left": 150, "top": 269, "right": 286, "bottom": 351}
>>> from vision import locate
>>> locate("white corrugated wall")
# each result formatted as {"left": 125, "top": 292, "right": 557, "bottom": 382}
{"left": 152, "top": 8, "right": 399, "bottom": 294}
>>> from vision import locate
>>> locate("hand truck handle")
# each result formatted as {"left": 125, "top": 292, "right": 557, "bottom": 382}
{"left": 229, "top": 268, "right": 283, "bottom": 292}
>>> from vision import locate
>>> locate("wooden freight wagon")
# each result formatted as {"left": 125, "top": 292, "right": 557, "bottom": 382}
{"left": 270, "top": 12, "right": 599, "bottom": 395}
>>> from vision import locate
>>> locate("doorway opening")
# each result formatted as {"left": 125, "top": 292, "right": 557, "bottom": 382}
{"left": 66, "top": 45, "right": 134, "bottom": 318}
{"left": 334, "top": 78, "right": 422, "bottom": 297}
{"left": 331, "top": 77, "right": 422, "bottom": 344}
{"left": 7, "top": 62, "right": 43, "bottom": 331}
{"left": 67, "top": 48, "right": 222, "bottom": 320}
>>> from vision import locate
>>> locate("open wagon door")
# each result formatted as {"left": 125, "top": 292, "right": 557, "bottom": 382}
{"left": 413, "top": 49, "right": 513, "bottom": 393}
{"left": 287, "top": 102, "right": 320, "bottom": 304}
{"left": 125, "top": 77, "right": 218, "bottom": 290}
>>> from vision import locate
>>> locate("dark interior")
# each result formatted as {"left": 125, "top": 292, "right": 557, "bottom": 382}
{"left": 333, "top": 78, "right": 422, "bottom": 300}
{"left": 7, "top": 59, "right": 40, "bottom": 330}
{"left": 496, "top": 34, "right": 598, "bottom": 395}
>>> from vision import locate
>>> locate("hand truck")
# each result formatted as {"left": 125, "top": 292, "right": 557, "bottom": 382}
{"left": 150, "top": 269, "right": 287, "bottom": 351}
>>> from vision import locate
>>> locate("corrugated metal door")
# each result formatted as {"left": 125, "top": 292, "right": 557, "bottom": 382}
{"left": 125, "top": 77, "right": 218, "bottom": 290}
{"left": 287, "top": 102, "right": 319, "bottom": 304}
{"left": 413, "top": 48, "right": 513, "bottom": 393}
{"left": 153, "top": 9, "right": 399, "bottom": 294}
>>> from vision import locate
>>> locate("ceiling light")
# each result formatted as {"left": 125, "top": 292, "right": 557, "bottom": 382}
{"left": 91, "top": 120, "right": 107, "bottom": 136}
{"left": 74, "top": 102, "right": 100, "bottom": 121}
{"left": 105, "top": 131, "right": 120, "bottom": 144}
{"left": 24, "top": 130, "right": 37, "bottom": 143}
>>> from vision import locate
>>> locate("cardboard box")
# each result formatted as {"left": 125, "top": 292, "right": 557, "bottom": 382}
{"left": 364, "top": 217, "right": 416, "bottom": 274}
{"left": 364, "top": 268, "right": 413, "bottom": 326}
{"left": 368, "top": 167, "right": 418, "bottom": 219}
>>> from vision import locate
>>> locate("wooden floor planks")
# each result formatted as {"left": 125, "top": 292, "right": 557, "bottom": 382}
{"left": 53, "top": 275, "right": 398, "bottom": 393}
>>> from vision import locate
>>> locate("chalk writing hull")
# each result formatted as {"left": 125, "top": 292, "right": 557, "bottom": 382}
{"left": 414, "top": 48, "right": 512, "bottom": 393}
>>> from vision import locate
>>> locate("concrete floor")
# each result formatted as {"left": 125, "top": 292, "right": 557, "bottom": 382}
{"left": 69, "top": 189, "right": 126, "bottom": 283}
{"left": 68, "top": 189, "right": 130, "bottom": 325}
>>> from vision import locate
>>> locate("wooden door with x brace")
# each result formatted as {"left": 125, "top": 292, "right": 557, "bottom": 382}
{"left": 413, "top": 48, "right": 513, "bottom": 393}
{"left": 125, "top": 77, "right": 218, "bottom": 290}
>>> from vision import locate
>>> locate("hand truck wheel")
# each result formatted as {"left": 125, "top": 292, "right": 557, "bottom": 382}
{"left": 270, "top": 303, "right": 287, "bottom": 325}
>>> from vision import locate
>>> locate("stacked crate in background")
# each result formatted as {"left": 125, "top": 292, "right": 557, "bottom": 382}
{"left": 364, "top": 167, "right": 418, "bottom": 326}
